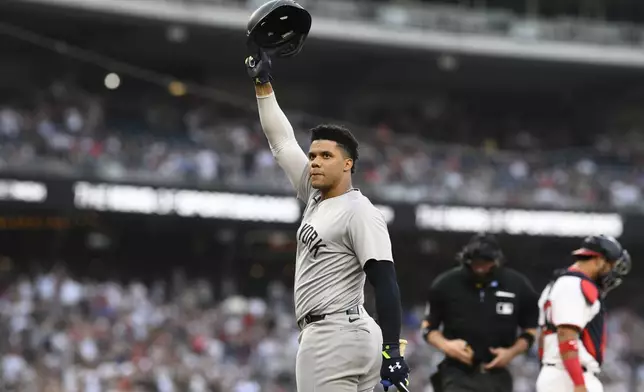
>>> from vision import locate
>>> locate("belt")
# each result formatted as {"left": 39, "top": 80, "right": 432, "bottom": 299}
{"left": 441, "top": 360, "right": 508, "bottom": 375}
{"left": 544, "top": 363, "right": 591, "bottom": 373}
{"left": 300, "top": 305, "right": 361, "bottom": 327}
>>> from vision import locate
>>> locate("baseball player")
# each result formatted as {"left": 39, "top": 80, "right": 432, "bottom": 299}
{"left": 244, "top": 50, "right": 411, "bottom": 392}
{"left": 536, "top": 235, "right": 631, "bottom": 392}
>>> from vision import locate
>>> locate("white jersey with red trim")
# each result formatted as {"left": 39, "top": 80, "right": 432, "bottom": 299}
{"left": 537, "top": 273, "right": 602, "bottom": 373}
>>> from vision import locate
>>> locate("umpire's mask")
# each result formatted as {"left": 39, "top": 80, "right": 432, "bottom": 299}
{"left": 457, "top": 233, "right": 504, "bottom": 284}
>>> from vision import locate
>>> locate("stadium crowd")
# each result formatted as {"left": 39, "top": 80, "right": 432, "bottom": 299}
{"left": 177, "top": 0, "right": 644, "bottom": 50}
{"left": 1, "top": 80, "right": 643, "bottom": 211}
{"left": 0, "top": 263, "right": 642, "bottom": 392}
{"left": 2, "top": 0, "right": 644, "bottom": 391}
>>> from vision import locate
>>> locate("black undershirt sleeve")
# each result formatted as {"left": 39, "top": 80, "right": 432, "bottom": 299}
{"left": 425, "top": 282, "right": 444, "bottom": 332}
{"left": 364, "top": 259, "right": 402, "bottom": 346}
{"left": 518, "top": 274, "right": 540, "bottom": 329}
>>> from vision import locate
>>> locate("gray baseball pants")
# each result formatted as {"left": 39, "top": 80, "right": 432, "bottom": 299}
{"left": 296, "top": 306, "right": 383, "bottom": 392}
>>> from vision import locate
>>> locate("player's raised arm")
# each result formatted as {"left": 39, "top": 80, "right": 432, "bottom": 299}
{"left": 245, "top": 51, "right": 309, "bottom": 198}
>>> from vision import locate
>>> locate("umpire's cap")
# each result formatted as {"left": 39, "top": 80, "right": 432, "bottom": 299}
{"left": 457, "top": 232, "right": 504, "bottom": 264}
{"left": 246, "top": 0, "right": 312, "bottom": 58}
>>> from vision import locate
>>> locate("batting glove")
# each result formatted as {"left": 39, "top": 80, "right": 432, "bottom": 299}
{"left": 244, "top": 50, "right": 272, "bottom": 85}
{"left": 380, "top": 343, "right": 411, "bottom": 392}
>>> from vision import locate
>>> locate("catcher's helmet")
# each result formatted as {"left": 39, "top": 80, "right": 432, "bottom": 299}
{"left": 572, "top": 235, "right": 626, "bottom": 263}
{"left": 246, "top": 0, "right": 312, "bottom": 58}
{"left": 572, "top": 235, "right": 632, "bottom": 295}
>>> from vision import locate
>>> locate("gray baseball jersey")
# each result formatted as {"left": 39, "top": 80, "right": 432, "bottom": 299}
{"left": 293, "top": 166, "right": 394, "bottom": 323}
{"left": 257, "top": 92, "right": 388, "bottom": 391}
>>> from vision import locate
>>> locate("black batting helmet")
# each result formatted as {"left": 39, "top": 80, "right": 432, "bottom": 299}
{"left": 246, "top": 0, "right": 312, "bottom": 58}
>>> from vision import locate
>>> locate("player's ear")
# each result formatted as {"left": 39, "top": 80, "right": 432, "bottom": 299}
{"left": 343, "top": 158, "right": 353, "bottom": 172}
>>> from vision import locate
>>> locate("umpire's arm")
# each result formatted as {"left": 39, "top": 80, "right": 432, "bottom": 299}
{"left": 421, "top": 281, "right": 449, "bottom": 351}
{"left": 512, "top": 274, "right": 540, "bottom": 354}
{"left": 349, "top": 205, "right": 402, "bottom": 347}
{"left": 421, "top": 282, "right": 443, "bottom": 340}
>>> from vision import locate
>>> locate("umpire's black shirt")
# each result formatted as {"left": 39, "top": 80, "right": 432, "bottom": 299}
{"left": 425, "top": 265, "right": 539, "bottom": 368}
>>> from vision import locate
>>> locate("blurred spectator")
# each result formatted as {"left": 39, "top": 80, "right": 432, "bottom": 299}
{"left": 0, "top": 264, "right": 642, "bottom": 391}
{"left": 0, "top": 79, "right": 643, "bottom": 212}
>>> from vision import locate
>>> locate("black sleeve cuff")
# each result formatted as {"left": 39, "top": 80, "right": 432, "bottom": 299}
{"left": 518, "top": 331, "right": 536, "bottom": 348}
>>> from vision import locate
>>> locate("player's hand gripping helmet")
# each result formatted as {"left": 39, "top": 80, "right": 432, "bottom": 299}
{"left": 246, "top": 0, "right": 312, "bottom": 58}
{"left": 572, "top": 235, "right": 632, "bottom": 296}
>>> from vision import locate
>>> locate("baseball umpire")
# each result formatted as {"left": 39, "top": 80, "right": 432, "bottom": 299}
{"left": 536, "top": 235, "right": 631, "bottom": 392}
{"left": 421, "top": 233, "right": 539, "bottom": 392}
{"left": 244, "top": 45, "right": 411, "bottom": 392}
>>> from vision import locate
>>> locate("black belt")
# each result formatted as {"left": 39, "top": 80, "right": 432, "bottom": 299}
{"left": 303, "top": 305, "right": 360, "bottom": 325}
{"left": 441, "top": 359, "right": 507, "bottom": 374}
{"left": 544, "top": 363, "right": 588, "bottom": 372}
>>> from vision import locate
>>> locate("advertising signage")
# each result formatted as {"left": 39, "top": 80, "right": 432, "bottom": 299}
{"left": 0, "top": 178, "right": 630, "bottom": 238}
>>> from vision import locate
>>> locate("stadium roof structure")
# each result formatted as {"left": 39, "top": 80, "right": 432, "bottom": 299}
{"left": 13, "top": 0, "right": 644, "bottom": 69}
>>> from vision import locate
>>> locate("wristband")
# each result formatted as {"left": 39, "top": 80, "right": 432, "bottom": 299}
{"left": 559, "top": 339, "right": 585, "bottom": 387}
{"left": 421, "top": 320, "right": 433, "bottom": 342}
{"left": 518, "top": 331, "right": 535, "bottom": 348}
{"left": 382, "top": 343, "right": 401, "bottom": 358}
{"left": 422, "top": 327, "right": 430, "bottom": 343}
{"left": 253, "top": 74, "right": 272, "bottom": 85}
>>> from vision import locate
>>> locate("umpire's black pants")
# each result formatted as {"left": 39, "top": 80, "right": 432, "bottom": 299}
{"left": 434, "top": 363, "right": 513, "bottom": 392}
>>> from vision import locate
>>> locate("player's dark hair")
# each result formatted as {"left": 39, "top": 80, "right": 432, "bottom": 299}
{"left": 309, "top": 124, "right": 359, "bottom": 173}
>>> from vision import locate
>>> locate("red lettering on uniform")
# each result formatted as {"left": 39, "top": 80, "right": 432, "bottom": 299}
{"left": 580, "top": 280, "right": 599, "bottom": 305}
